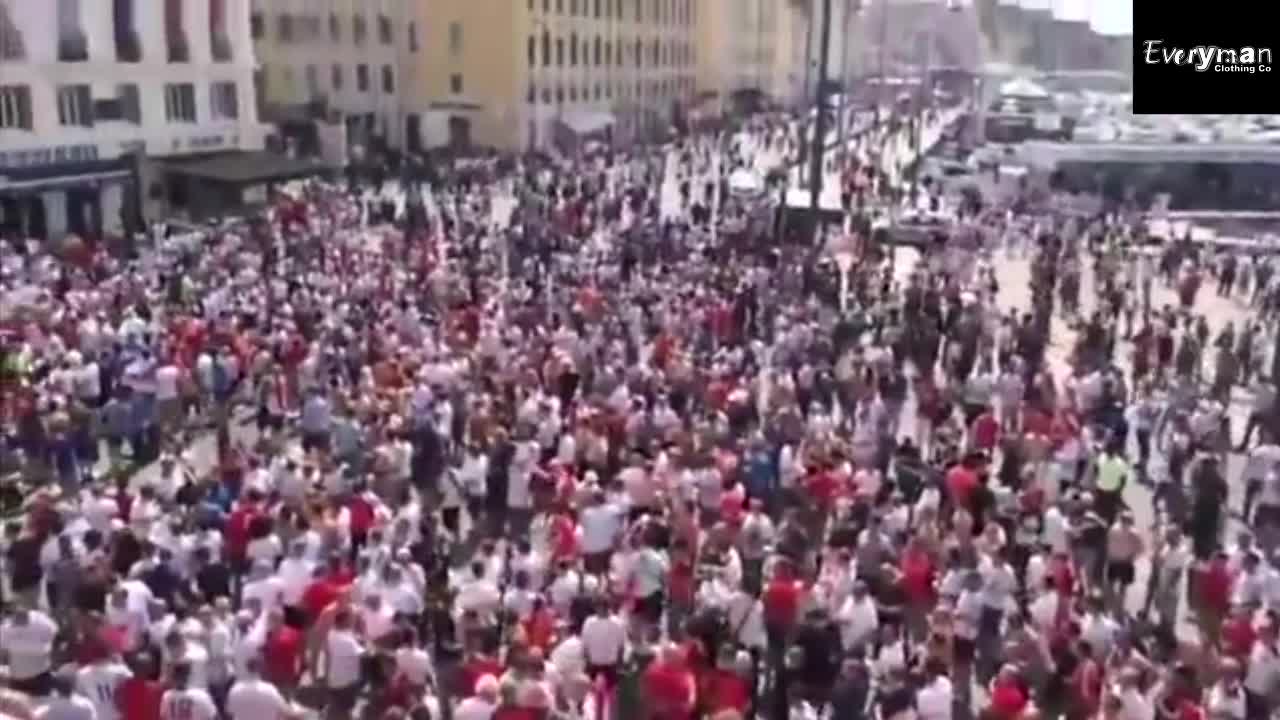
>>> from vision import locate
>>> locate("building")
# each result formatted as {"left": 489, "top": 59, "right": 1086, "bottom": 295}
{"left": 696, "top": 0, "right": 810, "bottom": 111}
{"left": 252, "top": 0, "right": 696, "bottom": 153}
{"left": 0, "top": 0, "right": 271, "bottom": 239}
{"left": 250, "top": 0, "right": 425, "bottom": 154}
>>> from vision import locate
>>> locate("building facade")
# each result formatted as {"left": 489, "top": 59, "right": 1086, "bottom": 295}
{"left": 251, "top": 0, "right": 425, "bottom": 153}
{"left": 696, "top": 0, "right": 811, "bottom": 112}
{"left": 0, "top": 0, "right": 267, "bottom": 239}
{"left": 252, "top": 0, "right": 697, "bottom": 153}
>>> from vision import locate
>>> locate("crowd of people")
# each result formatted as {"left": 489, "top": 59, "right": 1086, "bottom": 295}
{"left": 0, "top": 97, "right": 1279, "bottom": 720}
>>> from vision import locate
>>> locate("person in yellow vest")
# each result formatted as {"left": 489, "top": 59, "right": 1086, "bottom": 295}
{"left": 1094, "top": 445, "right": 1130, "bottom": 524}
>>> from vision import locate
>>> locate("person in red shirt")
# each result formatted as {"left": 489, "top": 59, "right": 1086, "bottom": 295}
{"left": 644, "top": 644, "right": 697, "bottom": 720}
{"left": 970, "top": 407, "right": 1001, "bottom": 452}
{"left": 762, "top": 560, "right": 804, "bottom": 644}
{"left": 262, "top": 610, "right": 305, "bottom": 691}
{"left": 224, "top": 488, "right": 265, "bottom": 570}
{"left": 945, "top": 456, "right": 980, "bottom": 516}
{"left": 700, "top": 651, "right": 751, "bottom": 715}
{"left": 899, "top": 538, "right": 936, "bottom": 633}
{"left": 988, "top": 665, "right": 1030, "bottom": 720}
{"left": 1199, "top": 552, "right": 1235, "bottom": 637}
{"left": 460, "top": 649, "right": 505, "bottom": 696}
{"left": 1221, "top": 604, "right": 1258, "bottom": 660}
{"left": 115, "top": 652, "right": 165, "bottom": 720}
{"left": 300, "top": 561, "right": 351, "bottom": 622}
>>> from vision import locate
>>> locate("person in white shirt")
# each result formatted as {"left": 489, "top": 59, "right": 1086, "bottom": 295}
{"left": 42, "top": 673, "right": 99, "bottom": 720}
{"left": 0, "top": 607, "right": 59, "bottom": 696}
{"left": 455, "top": 561, "right": 501, "bottom": 620}
{"left": 1207, "top": 662, "right": 1248, "bottom": 720}
{"left": 159, "top": 664, "right": 218, "bottom": 720}
{"left": 916, "top": 661, "right": 954, "bottom": 720}
{"left": 579, "top": 492, "right": 622, "bottom": 575}
{"left": 76, "top": 656, "right": 132, "bottom": 720}
{"left": 226, "top": 659, "right": 290, "bottom": 720}
{"left": 323, "top": 611, "right": 365, "bottom": 713}
{"left": 838, "top": 581, "right": 879, "bottom": 652}
{"left": 581, "top": 603, "right": 627, "bottom": 682}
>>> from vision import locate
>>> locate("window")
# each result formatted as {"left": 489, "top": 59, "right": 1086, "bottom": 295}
{"left": 117, "top": 83, "right": 141, "bottom": 123}
{"left": 56, "top": 84, "right": 92, "bottom": 126}
{"left": 527, "top": 83, "right": 535, "bottom": 103}
{"left": 408, "top": 22, "right": 418, "bottom": 52}
{"left": 556, "top": 0, "right": 562, "bottom": 12}
{"left": 569, "top": 33, "right": 577, "bottom": 65}
{"left": 352, "top": 14, "right": 366, "bottom": 45}
{"left": 0, "top": 2, "right": 25, "bottom": 60}
{"left": 113, "top": 0, "right": 140, "bottom": 61}
{"left": 378, "top": 14, "right": 392, "bottom": 44}
{"left": 92, "top": 83, "right": 140, "bottom": 124}
{"left": 556, "top": 37, "right": 563, "bottom": 66}
{"left": 569, "top": 86, "right": 577, "bottom": 102}
{"left": 356, "top": 64, "right": 369, "bottom": 92}
{"left": 450, "top": 73, "right": 463, "bottom": 94}
{"left": 448, "top": 22, "right": 462, "bottom": 56}
{"left": 635, "top": 0, "right": 641, "bottom": 22}
{"left": 593, "top": 36, "right": 601, "bottom": 66}
{"left": 555, "top": 86, "right": 564, "bottom": 103}
{"left": 542, "top": 31, "right": 550, "bottom": 66}
{"left": 276, "top": 14, "right": 293, "bottom": 43}
{"left": 541, "top": 88, "right": 551, "bottom": 103}
{"left": 305, "top": 65, "right": 320, "bottom": 98}
{"left": 544, "top": 0, "right": 550, "bottom": 11}
{"left": 330, "top": 64, "right": 344, "bottom": 90}
{"left": 209, "top": 0, "right": 231, "bottom": 61}
{"left": 164, "top": 83, "right": 196, "bottom": 122}
{"left": 527, "top": 36, "right": 535, "bottom": 67}
{"left": 210, "top": 81, "right": 238, "bottom": 120}
{"left": 594, "top": 0, "right": 601, "bottom": 16}
{"left": 329, "top": 13, "right": 340, "bottom": 40}
{"left": 250, "top": 12, "right": 263, "bottom": 39}
{"left": 57, "top": 0, "right": 88, "bottom": 61}
{"left": 0, "top": 85, "right": 32, "bottom": 129}
{"left": 382, "top": 65, "right": 394, "bottom": 93}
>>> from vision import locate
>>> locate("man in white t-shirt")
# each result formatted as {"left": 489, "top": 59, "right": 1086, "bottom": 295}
{"left": 76, "top": 654, "right": 133, "bottom": 720}
{"left": 159, "top": 663, "right": 218, "bottom": 720}
{"left": 226, "top": 658, "right": 290, "bottom": 720}
{"left": 581, "top": 603, "right": 627, "bottom": 682}
{"left": 0, "top": 607, "right": 58, "bottom": 695}
{"left": 579, "top": 491, "right": 622, "bottom": 575}
{"left": 324, "top": 610, "right": 366, "bottom": 714}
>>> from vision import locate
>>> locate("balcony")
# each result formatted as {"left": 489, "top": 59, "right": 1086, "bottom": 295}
{"left": 58, "top": 30, "right": 88, "bottom": 62}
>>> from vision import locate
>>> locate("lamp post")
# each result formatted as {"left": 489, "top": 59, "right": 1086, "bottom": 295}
{"left": 807, "top": 0, "right": 833, "bottom": 222}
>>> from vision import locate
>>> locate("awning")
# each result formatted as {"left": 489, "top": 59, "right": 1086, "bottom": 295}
{"left": 558, "top": 111, "right": 615, "bottom": 136}
{"left": 0, "top": 169, "right": 131, "bottom": 193}
{"left": 166, "top": 151, "right": 329, "bottom": 185}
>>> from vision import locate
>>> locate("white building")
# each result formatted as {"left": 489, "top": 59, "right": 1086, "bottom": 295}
{"left": 0, "top": 0, "right": 270, "bottom": 240}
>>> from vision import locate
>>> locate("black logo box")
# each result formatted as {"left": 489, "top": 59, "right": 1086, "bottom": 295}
{"left": 1133, "top": 1, "right": 1280, "bottom": 114}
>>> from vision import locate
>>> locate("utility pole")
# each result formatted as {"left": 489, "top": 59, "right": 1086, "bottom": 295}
{"left": 836, "top": 0, "right": 854, "bottom": 160}
{"left": 808, "top": 0, "right": 833, "bottom": 222}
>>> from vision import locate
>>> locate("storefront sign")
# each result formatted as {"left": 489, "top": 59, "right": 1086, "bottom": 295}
{"left": 0, "top": 144, "right": 99, "bottom": 169}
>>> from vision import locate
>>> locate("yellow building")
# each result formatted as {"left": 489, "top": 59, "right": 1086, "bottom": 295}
{"left": 696, "top": 0, "right": 811, "bottom": 112}
{"left": 251, "top": 0, "right": 427, "bottom": 151}
{"left": 254, "top": 0, "right": 697, "bottom": 153}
